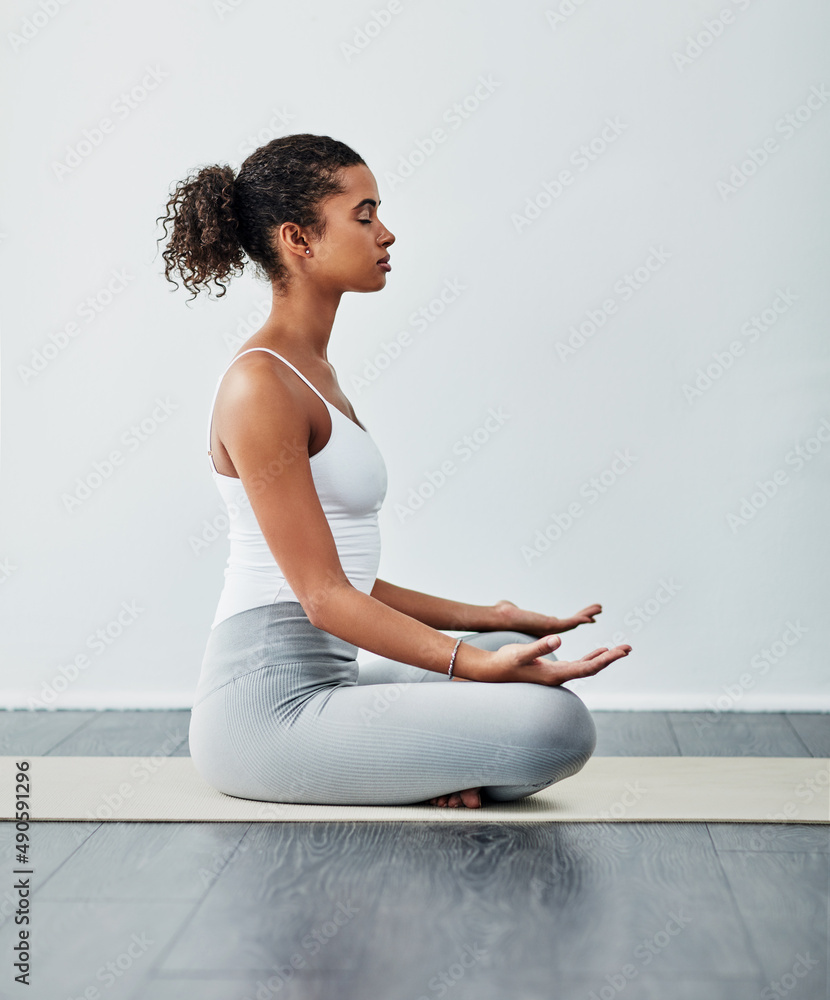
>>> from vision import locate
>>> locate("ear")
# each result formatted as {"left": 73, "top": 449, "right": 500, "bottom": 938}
{"left": 278, "top": 221, "right": 310, "bottom": 259}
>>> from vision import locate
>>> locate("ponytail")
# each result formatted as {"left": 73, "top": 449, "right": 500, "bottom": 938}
{"left": 157, "top": 134, "right": 366, "bottom": 302}
{"left": 156, "top": 164, "right": 243, "bottom": 301}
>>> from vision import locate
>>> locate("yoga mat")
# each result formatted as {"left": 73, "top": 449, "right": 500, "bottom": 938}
{"left": 2, "top": 756, "right": 827, "bottom": 823}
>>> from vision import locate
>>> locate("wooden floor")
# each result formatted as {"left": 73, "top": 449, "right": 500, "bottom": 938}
{"left": 0, "top": 711, "right": 827, "bottom": 1000}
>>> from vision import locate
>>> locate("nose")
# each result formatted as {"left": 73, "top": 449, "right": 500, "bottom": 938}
{"left": 378, "top": 224, "right": 395, "bottom": 248}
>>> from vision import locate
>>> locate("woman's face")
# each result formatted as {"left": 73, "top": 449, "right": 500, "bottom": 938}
{"left": 307, "top": 163, "right": 396, "bottom": 293}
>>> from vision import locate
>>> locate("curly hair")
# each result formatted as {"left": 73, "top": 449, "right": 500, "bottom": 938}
{"left": 156, "top": 133, "right": 366, "bottom": 301}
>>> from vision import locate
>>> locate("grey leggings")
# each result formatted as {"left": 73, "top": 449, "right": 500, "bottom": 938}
{"left": 188, "top": 601, "right": 597, "bottom": 806}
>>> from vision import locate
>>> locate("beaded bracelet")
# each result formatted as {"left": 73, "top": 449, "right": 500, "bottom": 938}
{"left": 448, "top": 637, "right": 463, "bottom": 679}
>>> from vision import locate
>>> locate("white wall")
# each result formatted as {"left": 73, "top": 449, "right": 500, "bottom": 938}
{"left": 1, "top": 0, "right": 828, "bottom": 710}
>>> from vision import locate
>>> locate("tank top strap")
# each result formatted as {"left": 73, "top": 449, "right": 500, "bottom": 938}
{"left": 206, "top": 347, "right": 330, "bottom": 460}
{"left": 244, "top": 348, "right": 330, "bottom": 407}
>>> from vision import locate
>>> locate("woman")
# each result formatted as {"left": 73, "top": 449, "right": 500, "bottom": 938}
{"left": 157, "top": 133, "right": 631, "bottom": 809}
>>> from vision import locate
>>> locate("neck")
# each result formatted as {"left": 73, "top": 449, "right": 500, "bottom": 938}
{"left": 257, "top": 277, "right": 343, "bottom": 363}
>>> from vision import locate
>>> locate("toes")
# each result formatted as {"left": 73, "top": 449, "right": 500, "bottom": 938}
{"left": 460, "top": 788, "right": 482, "bottom": 808}
{"left": 430, "top": 788, "right": 483, "bottom": 808}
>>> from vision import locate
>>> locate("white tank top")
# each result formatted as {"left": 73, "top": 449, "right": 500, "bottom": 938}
{"left": 206, "top": 347, "right": 388, "bottom": 629}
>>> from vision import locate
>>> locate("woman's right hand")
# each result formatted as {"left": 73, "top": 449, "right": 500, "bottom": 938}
{"left": 480, "top": 634, "right": 632, "bottom": 685}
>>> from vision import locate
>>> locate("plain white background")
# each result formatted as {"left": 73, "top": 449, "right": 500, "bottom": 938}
{"left": 1, "top": 0, "right": 828, "bottom": 710}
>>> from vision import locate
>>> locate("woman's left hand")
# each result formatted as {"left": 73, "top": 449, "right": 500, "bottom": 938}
{"left": 490, "top": 599, "right": 602, "bottom": 637}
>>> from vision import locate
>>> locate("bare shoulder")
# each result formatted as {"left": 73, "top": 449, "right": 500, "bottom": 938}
{"left": 213, "top": 349, "right": 313, "bottom": 463}
{"left": 218, "top": 349, "right": 308, "bottom": 417}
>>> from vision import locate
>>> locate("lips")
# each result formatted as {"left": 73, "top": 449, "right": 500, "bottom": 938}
{"left": 377, "top": 255, "right": 391, "bottom": 272}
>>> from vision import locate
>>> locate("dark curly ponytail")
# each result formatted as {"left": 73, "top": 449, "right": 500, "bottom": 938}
{"left": 157, "top": 133, "right": 366, "bottom": 302}
{"left": 156, "top": 164, "right": 242, "bottom": 301}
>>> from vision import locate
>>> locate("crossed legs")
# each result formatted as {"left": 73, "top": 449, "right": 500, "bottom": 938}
{"left": 353, "top": 630, "right": 596, "bottom": 807}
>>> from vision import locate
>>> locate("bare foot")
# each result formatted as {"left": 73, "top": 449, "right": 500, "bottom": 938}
{"left": 429, "top": 787, "right": 482, "bottom": 808}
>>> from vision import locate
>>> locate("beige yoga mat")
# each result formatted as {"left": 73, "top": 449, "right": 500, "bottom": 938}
{"left": 2, "top": 756, "right": 828, "bottom": 823}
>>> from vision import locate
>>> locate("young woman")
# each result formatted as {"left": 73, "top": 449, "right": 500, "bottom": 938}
{"left": 157, "top": 133, "right": 631, "bottom": 809}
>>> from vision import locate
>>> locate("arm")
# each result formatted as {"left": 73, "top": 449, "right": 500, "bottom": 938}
{"left": 369, "top": 581, "right": 605, "bottom": 636}
{"left": 219, "top": 361, "right": 494, "bottom": 681}
{"left": 220, "top": 359, "right": 630, "bottom": 685}
{"left": 369, "top": 578, "right": 503, "bottom": 632}
{"left": 307, "top": 581, "right": 493, "bottom": 681}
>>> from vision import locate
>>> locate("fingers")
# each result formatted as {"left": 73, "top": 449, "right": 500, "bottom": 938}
{"left": 511, "top": 635, "right": 562, "bottom": 662}
{"left": 581, "top": 644, "right": 632, "bottom": 661}
{"left": 539, "top": 644, "right": 631, "bottom": 684}
{"left": 576, "top": 645, "right": 631, "bottom": 675}
{"left": 582, "top": 646, "right": 611, "bottom": 660}
{"left": 508, "top": 637, "right": 630, "bottom": 684}
{"left": 561, "top": 604, "right": 603, "bottom": 629}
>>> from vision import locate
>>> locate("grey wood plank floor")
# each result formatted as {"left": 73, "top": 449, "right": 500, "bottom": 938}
{"left": 0, "top": 710, "right": 826, "bottom": 1000}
